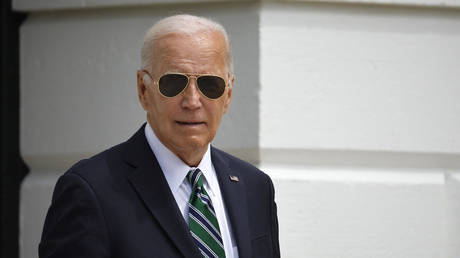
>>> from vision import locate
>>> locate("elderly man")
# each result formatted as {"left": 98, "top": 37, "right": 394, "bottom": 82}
{"left": 39, "top": 14, "right": 280, "bottom": 258}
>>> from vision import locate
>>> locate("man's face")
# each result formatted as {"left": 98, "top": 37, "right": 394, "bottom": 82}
{"left": 137, "top": 31, "right": 233, "bottom": 164}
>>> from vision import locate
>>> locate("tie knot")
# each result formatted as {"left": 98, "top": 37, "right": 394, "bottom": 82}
{"left": 187, "top": 168, "right": 204, "bottom": 190}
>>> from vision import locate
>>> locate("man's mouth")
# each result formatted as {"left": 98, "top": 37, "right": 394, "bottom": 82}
{"left": 176, "top": 121, "right": 205, "bottom": 125}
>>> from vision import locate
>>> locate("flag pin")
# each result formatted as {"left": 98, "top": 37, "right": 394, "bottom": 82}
{"left": 229, "top": 175, "right": 239, "bottom": 182}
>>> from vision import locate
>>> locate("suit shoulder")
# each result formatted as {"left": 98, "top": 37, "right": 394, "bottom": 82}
{"left": 212, "top": 147, "right": 272, "bottom": 183}
{"left": 64, "top": 141, "right": 129, "bottom": 183}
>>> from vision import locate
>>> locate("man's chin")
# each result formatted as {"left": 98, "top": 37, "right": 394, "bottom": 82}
{"left": 177, "top": 136, "right": 209, "bottom": 150}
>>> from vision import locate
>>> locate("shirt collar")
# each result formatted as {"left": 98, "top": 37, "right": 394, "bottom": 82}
{"left": 144, "top": 122, "right": 215, "bottom": 195}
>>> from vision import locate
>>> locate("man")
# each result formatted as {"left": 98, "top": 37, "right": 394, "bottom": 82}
{"left": 39, "top": 14, "right": 280, "bottom": 258}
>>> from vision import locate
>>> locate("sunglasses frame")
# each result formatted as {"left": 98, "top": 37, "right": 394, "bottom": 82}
{"left": 142, "top": 69, "right": 228, "bottom": 100}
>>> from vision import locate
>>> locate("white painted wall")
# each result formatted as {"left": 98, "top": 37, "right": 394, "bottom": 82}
{"left": 259, "top": 2, "right": 460, "bottom": 257}
{"left": 260, "top": 3, "right": 460, "bottom": 152}
{"left": 16, "top": 0, "right": 460, "bottom": 257}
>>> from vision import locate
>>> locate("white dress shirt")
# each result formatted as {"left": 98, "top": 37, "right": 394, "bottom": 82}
{"left": 145, "top": 123, "right": 238, "bottom": 258}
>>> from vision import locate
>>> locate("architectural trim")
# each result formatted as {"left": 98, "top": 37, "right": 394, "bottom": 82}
{"left": 13, "top": 0, "right": 460, "bottom": 12}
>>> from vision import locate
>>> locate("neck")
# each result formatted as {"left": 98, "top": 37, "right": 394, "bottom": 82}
{"left": 146, "top": 120, "right": 209, "bottom": 167}
{"left": 175, "top": 148, "right": 207, "bottom": 167}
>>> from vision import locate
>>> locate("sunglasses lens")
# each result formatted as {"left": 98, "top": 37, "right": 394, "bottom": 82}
{"left": 158, "top": 74, "right": 188, "bottom": 97}
{"left": 197, "top": 75, "right": 226, "bottom": 99}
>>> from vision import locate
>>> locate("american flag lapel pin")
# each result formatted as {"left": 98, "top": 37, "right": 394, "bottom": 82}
{"left": 229, "top": 175, "right": 239, "bottom": 182}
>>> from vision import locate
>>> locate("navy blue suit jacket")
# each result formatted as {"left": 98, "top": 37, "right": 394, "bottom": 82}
{"left": 39, "top": 125, "right": 280, "bottom": 258}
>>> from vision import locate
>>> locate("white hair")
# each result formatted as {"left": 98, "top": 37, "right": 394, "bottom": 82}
{"left": 141, "top": 14, "right": 233, "bottom": 75}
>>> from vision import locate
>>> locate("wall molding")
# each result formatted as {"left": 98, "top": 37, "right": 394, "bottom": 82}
{"left": 13, "top": 0, "right": 460, "bottom": 12}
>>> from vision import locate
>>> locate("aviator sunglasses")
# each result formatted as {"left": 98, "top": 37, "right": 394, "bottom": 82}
{"left": 142, "top": 70, "right": 228, "bottom": 99}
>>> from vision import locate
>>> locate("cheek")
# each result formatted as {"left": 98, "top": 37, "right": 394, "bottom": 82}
{"left": 209, "top": 104, "right": 226, "bottom": 127}
{"left": 145, "top": 94, "right": 164, "bottom": 119}
{"left": 152, "top": 98, "right": 178, "bottom": 120}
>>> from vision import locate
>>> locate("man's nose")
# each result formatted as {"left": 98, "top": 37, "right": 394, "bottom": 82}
{"left": 181, "top": 78, "right": 202, "bottom": 109}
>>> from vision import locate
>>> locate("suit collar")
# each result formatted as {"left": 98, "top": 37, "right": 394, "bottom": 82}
{"left": 211, "top": 147, "right": 252, "bottom": 258}
{"left": 124, "top": 124, "right": 202, "bottom": 258}
{"left": 144, "top": 123, "right": 190, "bottom": 194}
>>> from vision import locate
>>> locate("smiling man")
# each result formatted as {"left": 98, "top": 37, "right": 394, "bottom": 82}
{"left": 39, "top": 15, "right": 280, "bottom": 258}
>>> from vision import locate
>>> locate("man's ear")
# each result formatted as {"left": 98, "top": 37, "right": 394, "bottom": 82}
{"left": 223, "top": 74, "right": 234, "bottom": 114}
{"left": 137, "top": 70, "right": 149, "bottom": 110}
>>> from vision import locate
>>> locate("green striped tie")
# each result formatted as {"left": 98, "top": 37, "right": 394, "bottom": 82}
{"left": 187, "top": 168, "right": 225, "bottom": 258}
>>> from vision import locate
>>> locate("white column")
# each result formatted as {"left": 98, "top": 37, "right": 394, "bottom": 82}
{"left": 259, "top": 2, "right": 460, "bottom": 257}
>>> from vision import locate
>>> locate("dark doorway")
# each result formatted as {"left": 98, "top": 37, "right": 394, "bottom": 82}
{"left": 1, "top": 1, "right": 28, "bottom": 258}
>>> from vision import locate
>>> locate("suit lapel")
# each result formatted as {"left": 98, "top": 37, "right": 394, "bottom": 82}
{"left": 124, "top": 125, "right": 201, "bottom": 258}
{"left": 212, "top": 147, "right": 252, "bottom": 258}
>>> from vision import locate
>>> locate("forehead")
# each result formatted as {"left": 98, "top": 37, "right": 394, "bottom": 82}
{"left": 151, "top": 31, "right": 227, "bottom": 74}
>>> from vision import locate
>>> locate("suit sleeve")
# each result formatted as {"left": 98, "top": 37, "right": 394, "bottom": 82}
{"left": 267, "top": 175, "right": 281, "bottom": 258}
{"left": 39, "top": 172, "right": 110, "bottom": 258}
